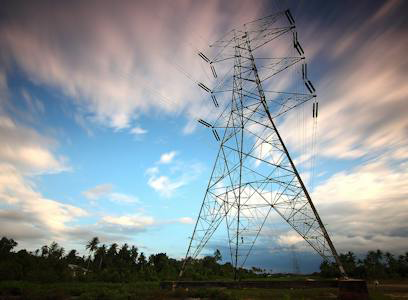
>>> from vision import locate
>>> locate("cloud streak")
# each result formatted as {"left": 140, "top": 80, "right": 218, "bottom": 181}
{"left": 83, "top": 183, "right": 139, "bottom": 203}
{"left": 0, "top": 0, "right": 263, "bottom": 132}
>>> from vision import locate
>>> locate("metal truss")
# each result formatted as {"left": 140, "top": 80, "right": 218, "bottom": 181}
{"left": 180, "top": 10, "right": 346, "bottom": 279}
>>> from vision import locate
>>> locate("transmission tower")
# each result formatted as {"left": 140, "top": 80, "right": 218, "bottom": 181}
{"left": 291, "top": 245, "right": 301, "bottom": 275}
{"left": 180, "top": 10, "right": 346, "bottom": 279}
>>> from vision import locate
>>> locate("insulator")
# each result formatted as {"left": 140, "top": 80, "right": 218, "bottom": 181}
{"left": 295, "top": 42, "right": 304, "bottom": 56}
{"left": 198, "top": 119, "right": 212, "bottom": 128}
{"left": 297, "top": 42, "right": 304, "bottom": 55}
{"left": 304, "top": 64, "right": 308, "bottom": 79}
{"left": 212, "top": 129, "right": 220, "bottom": 141}
{"left": 302, "top": 64, "right": 306, "bottom": 80}
{"left": 307, "top": 80, "right": 315, "bottom": 92}
{"left": 313, "top": 103, "right": 316, "bottom": 119}
{"left": 315, "top": 102, "right": 319, "bottom": 118}
{"left": 198, "top": 51, "right": 210, "bottom": 63}
{"left": 198, "top": 82, "right": 211, "bottom": 93}
{"left": 285, "top": 9, "right": 295, "bottom": 25}
{"left": 292, "top": 32, "right": 297, "bottom": 47}
{"left": 210, "top": 64, "right": 217, "bottom": 78}
{"left": 211, "top": 94, "right": 219, "bottom": 108}
{"left": 304, "top": 81, "right": 313, "bottom": 94}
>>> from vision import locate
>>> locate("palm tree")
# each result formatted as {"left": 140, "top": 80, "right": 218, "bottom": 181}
{"left": 138, "top": 252, "right": 147, "bottom": 271}
{"left": 108, "top": 243, "right": 118, "bottom": 257}
{"left": 48, "top": 242, "right": 64, "bottom": 259}
{"left": 41, "top": 245, "right": 49, "bottom": 257}
{"left": 96, "top": 244, "right": 107, "bottom": 270}
{"left": 130, "top": 246, "right": 138, "bottom": 265}
{"left": 66, "top": 249, "right": 78, "bottom": 264}
{"left": 119, "top": 243, "right": 130, "bottom": 261}
{"left": 85, "top": 237, "right": 99, "bottom": 270}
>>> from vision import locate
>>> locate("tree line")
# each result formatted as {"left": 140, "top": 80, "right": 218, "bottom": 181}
{"left": 320, "top": 250, "right": 408, "bottom": 279}
{"left": 1, "top": 236, "right": 407, "bottom": 282}
{"left": 0, "top": 236, "right": 259, "bottom": 282}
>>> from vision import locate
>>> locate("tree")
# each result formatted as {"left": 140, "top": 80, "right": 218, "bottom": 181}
{"left": 364, "top": 249, "right": 385, "bottom": 278}
{"left": 385, "top": 252, "right": 398, "bottom": 277}
{"left": 85, "top": 237, "right": 99, "bottom": 269}
{"left": 95, "top": 244, "right": 107, "bottom": 270}
{"left": 214, "top": 249, "right": 222, "bottom": 262}
{"left": 119, "top": 243, "right": 130, "bottom": 262}
{"left": 48, "top": 242, "right": 64, "bottom": 259}
{"left": 130, "top": 246, "right": 138, "bottom": 265}
{"left": 41, "top": 245, "right": 49, "bottom": 258}
{"left": 0, "top": 237, "right": 17, "bottom": 256}
{"left": 149, "top": 253, "right": 169, "bottom": 275}
{"left": 107, "top": 243, "right": 118, "bottom": 257}
{"left": 138, "top": 252, "right": 147, "bottom": 271}
{"left": 340, "top": 251, "right": 357, "bottom": 275}
{"left": 66, "top": 249, "right": 79, "bottom": 264}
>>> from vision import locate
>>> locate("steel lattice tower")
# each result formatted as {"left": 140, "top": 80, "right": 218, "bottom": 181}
{"left": 180, "top": 10, "right": 346, "bottom": 279}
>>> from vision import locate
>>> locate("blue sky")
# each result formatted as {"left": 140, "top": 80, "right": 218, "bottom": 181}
{"left": 0, "top": 0, "right": 407, "bottom": 273}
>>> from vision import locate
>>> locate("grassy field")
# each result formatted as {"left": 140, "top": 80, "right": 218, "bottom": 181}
{"left": 0, "top": 280, "right": 407, "bottom": 299}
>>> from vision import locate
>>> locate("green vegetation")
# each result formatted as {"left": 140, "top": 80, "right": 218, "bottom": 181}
{"left": 320, "top": 250, "right": 408, "bottom": 279}
{"left": 0, "top": 236, "right": 407, "bottom": 299}
{"left": 0, "top": 236, "right": 264, "bottom": 282}
{"left": 0, "top": 281, "right": 403, "bottom": 300}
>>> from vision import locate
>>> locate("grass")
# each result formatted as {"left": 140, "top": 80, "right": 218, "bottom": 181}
{"left": 0, "top": 280, "right": 405, "bottom": 299}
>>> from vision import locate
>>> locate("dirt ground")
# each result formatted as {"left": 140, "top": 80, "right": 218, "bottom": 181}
{"left": 369, "top": 283, "right": 408, "bottom": 299}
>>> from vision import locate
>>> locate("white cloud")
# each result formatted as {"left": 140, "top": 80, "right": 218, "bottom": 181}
{"left": 82, "top": 183, "right": 113, "bottom": 200}
{"left": 277, "top": 233, "right": 304, "bottom": 246}
{"left": 21, "top": 89, "right": 45, "bottom": 115}
{"left": 130, "top": 126, "right": 147, "bottom": 135}
{"left": 158, "top": 151, "right": 177, "bottom": 164}
{"left": 147, "top": 175, "right": 185, "bottom": 198}
{"left": 0, "top": 1, "right": 263, "bottom": 132}
{"left": 0, "top": 115, "right": 69, "bottom": 174}
{"left": 0, "top": 163, "right": 87, "bottom": 243}
{"left": 102, "top": 215, "right": 155, "bottom": 230}
{"left": 109, "top": 192, "right": 138, "bottom": 203}
{"left": 100, "top": 214, "right": 195, "bottom": 232}
{"left": 178, "top": 217, "right": 194, "bottom": 224}
{"left": 312, "top": 159, "right": 408, "bottom": 253}
{"left": 147, "top": 153, "right": 204, "bottom": 197}
{"left": 145, "top": 166, "right": 159, "bottom": 176}
{"left": 83, "top": 183, "right": 138, "bottom": 203}
{"left": 279, "top": 1, "right": 408, "bottom": 162}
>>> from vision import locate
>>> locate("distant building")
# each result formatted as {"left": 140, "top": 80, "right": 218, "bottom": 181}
{"left": 68, "top": 264, "right": 89, "bottom": 277}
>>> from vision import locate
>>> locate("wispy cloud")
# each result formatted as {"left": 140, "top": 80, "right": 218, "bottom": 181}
{"left": 109, "top": 193, "right": 139, "bottom": 204}
{"left": 0, "top": 1, "right": 263, "bottom": 133}
{"left": 158, "top": 151, "right": 177, "bottom": 164}
{"left": 83, "top": 183, "right": 138, "bottom": 204}
{"left": 146, "top": 151, "right": 204, "bottom": 197}
{"left": 177, "top": 217, "right": 194, "bottom": 225}
{"left": 100, "top": 214, "right": 195, "bottom": 233}
{"left": 147, "top": 175, "right": 185, "bottom": 198}
{"left": 82, "top": 183, "right": 113, "bottom": 200}
{"left": 280, "top": 0, "right": 408, "bottom": 162}
{"left": 0, "top": 163, "right": 87, "bottom": 245}
{"left": 0, "top": 115, "right": 69, "bottom": 175}
{"left": 130, "top": 126, "right": 147, "bottom": 135}
{"left": 312, "top": 159, "right": 408, "bottom": 254}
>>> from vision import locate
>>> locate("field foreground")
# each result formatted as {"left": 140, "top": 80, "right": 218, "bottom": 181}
{"left": 0, "top": 281, "right": 407, "bottom": 299}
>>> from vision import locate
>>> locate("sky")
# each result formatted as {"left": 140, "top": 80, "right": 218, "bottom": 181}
{"left": 0, "top": 0, "right": 407, "bottom": 273}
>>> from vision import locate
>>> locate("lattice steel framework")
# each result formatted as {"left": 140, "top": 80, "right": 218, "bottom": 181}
{"left": 180, "top": 10, "right": 346, "bottom": 279}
